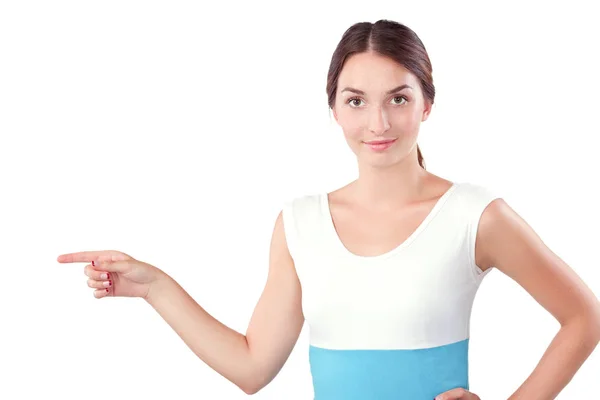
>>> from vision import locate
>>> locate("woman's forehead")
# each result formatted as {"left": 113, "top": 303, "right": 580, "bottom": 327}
{"left": 338, "top": 53, "right": 417, "bottom": 92}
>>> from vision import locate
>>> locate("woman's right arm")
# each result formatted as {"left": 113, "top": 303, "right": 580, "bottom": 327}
{"left": 145, "top": 210, "right": 304, "bottom": 395}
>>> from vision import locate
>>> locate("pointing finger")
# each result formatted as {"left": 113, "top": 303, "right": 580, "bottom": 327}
{"left": 57, "top": 250, "right": 130, "bottom": 264}
{"left": 57, "top": 251, "right": 108, "bottom": 263}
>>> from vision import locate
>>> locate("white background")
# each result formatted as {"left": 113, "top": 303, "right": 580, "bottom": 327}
{"left": 1, "top": 1, "right": 599, "bottom": 399}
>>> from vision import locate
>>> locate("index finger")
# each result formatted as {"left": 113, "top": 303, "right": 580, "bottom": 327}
{"left": 56, "top": 250, "right": 127, "bottom": 264}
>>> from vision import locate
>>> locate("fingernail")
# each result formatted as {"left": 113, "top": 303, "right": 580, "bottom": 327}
{"left": 101, "top": 273, "right": 108, "bottom": 280}
{"left": 92, "top": 261, "right": 95, "bottom": 266}
{"left": 105, "top": 288, "right": 109, "bottom": 292}
{"left": 103, "top": 280, "right": 111, "bottom": 287}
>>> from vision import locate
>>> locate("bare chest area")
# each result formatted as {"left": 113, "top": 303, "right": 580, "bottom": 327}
{"left": 326, "top": 199, "right": 440, "bottom": 258}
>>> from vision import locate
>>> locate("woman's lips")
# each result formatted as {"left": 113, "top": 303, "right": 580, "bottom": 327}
{"left": 364, "top": 138, "right": 397, "bottom": 151}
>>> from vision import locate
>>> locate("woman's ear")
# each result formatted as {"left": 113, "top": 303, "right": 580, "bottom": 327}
{"left": 421, "top": 100, "right": 433, "bottom": 122}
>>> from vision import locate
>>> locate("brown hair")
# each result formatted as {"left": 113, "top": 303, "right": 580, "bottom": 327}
{"left": 326, "top": 19, "right": 435, "bottom": 170}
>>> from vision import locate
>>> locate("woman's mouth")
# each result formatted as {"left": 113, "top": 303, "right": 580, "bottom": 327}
{"left": 363, "top": 138, "right": 397, "bottom": 151}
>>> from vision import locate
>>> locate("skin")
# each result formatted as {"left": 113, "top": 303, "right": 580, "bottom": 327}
{"left": 57, "top": 50, "right": 600, "bottom": 399}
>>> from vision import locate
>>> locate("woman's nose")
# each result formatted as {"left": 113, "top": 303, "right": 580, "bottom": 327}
{"left": 368, "top": 106, "right": 391, "bottom": 135}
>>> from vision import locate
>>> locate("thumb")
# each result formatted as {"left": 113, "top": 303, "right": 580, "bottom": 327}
{"left": 93, "top": 260, "right": 131, "bottom": 274}
{"left": 435, "top": 388, "right": 470, "bottom": 400}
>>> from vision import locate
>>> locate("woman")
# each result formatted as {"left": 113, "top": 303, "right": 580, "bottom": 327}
{"left": 57, "top": 19, "right": 600, "bottom": 399}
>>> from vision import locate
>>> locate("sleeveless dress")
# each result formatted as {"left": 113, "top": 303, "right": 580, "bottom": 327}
{"left": 281, "top": 181, "right": 500, "bottom": 399}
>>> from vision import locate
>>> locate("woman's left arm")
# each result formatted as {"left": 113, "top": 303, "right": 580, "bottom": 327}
{"left": 476, "top": 198, "right": 600, "bottom": 399}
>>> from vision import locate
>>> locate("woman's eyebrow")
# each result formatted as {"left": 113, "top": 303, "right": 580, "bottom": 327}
{"left": 340, "top": 84, "right": 413, "bottom": 95}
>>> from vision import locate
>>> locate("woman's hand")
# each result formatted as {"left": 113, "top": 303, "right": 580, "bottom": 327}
{"left": 435, "top": 388, "right": 481, "bottom": 400}
{"left": 57, "top": 250, "right": 163, "bottom": 300}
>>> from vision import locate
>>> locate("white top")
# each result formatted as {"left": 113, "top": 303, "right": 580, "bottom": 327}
{"left": 281, "top": 181, "right": 501, "bottom": 398}
{"left": 282, "top": 181, "right": 500, "bottom": 350}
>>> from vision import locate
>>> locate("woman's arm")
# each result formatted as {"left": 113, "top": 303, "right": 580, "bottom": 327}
{"left": 476, "top": 198, "right": 600, "bottom": 399}
{"left": 145, "top": 210, "right": 304, "bottom": 395}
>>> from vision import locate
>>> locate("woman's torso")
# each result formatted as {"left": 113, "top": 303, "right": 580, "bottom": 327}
{"left": 282, "top": 179, "right": 500, "bottom": 399}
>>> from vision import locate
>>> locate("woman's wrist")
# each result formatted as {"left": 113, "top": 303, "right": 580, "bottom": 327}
{"left": 144, "top": 267, "right": 171, "bottom": 304}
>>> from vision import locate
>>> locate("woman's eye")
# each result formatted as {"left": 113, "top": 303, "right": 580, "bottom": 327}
{"left": 392, "top": 96, "right": 407, "bottom": 105}
{"left": 347, "top": 97, "right": 363, "bottom": 107}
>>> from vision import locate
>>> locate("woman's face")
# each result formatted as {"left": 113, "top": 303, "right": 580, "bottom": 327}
{"left": 332, "top": 51, "right": 432, "bottom": 168}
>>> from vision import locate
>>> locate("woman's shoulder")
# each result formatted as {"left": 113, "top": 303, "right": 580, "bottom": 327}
{"left": 450, "top": 181, "right": 503, "bottom": 228}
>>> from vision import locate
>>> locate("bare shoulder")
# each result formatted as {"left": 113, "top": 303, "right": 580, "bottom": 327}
{"left": 271, "top": 210, "right": 293, "bottom": 267}
{"left": 475, "top": 198, "right": 512, "bottom": 272}
{"left": 475, "top": 196, "right": 546, "bottom": 272}
{"left": 269, "top": 208, "right": 302, "bottom": 284}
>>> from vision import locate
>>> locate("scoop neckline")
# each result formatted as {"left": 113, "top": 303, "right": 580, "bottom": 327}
{"left": 320, "top": 182, "right": 459, "bottom": 262}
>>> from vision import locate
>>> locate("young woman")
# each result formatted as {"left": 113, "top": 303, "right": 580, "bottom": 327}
{"left": 57, "top": 19, "right": 600, "bottom": 400}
